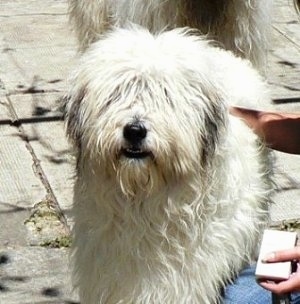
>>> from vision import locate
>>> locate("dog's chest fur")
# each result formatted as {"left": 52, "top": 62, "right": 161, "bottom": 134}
{"left": 72, "top": 127, "right": 269, "bottom": 304}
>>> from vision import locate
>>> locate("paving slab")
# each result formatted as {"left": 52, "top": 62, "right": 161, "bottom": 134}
{"left": 8, "top": 92, "right": 63, "bottom": 119}
{"left": 268, "top": 0, "right": 300, "bottom": 100}
{"left": 21, "top": 121, "right": 74, "bottom": 212}
{"left": 0, "top": 208, "right": 30, "bottom": 248}
{"left": 272, "top": 151, "right": 300, "bottom": 221}
{"left": 0, "top": 0, "right": 76, "bottom": 94}
{"left": 0, "top": 125, "right": 46, "bottom": 209}
{"left": 0, "top": 98, "right": 11, "bottom": 119}
{"left": 0, "top": 0, "right": 68, "bottom": 15}
{"left": 6, "top": 92, "right": 74, "bottom": 212}
{"left": 0, "top": 51, "right": 28, "bottom": 94}
{"left": 1, "top": 2, "right": 76, "bottom": 302}
{"left": 0, "top": 43, "right": 75, "bottom": 95}
{"left": 0, "top": 248, "right": 78, "bottom": 304}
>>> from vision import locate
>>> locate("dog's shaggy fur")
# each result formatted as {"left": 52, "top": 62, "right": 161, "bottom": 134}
{"left": 69, "top": 0, "right": 273, "bottom": 69}
{"left": 295, "top": 0, "right": 300, "bottom": 12}
{"left": 65, "top": 27, "right": 273, "bottom": 304}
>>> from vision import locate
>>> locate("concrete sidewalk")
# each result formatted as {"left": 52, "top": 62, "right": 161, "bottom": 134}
{"left": 0, "top": 0, "right": 300, "bottom": 303}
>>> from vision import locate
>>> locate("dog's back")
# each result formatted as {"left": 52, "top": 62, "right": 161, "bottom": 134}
{"left": 68, "top": 0, "right": 272, "bottom": 69}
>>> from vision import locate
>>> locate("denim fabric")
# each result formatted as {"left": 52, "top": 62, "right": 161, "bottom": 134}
{"left": 223, "top": 264, "right": 300, "bottom": 304}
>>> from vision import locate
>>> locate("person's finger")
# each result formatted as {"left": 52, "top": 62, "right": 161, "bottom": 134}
{"left": 229, "top": 107, "right": 260, "bottom": 119}
{"left": 259, "top": 275, "right": 300, "bottom": 294}
{"left": 262, "top": 247, "right": 300, "bottom": 263}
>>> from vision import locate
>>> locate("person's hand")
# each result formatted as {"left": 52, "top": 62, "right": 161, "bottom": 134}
{"left": 259, "top": 247, "right": 300, "bottom": 294}
{"left": 230, "top": 107, "right": 300, "bottom": 154}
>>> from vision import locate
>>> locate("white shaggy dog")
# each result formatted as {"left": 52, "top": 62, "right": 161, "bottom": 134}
{"left": 65, "top": 27, "right": 273, "bottom": 304}
{"left": 69, "top": 0, "right": 272, "bottom": 69}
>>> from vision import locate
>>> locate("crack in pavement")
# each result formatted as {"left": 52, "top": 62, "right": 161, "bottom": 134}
{"left": 2, "top": 90, "right": 69, "bottom": 231}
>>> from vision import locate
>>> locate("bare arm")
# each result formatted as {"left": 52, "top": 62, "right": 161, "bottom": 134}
{"left": 230, "top": 107, "right": 300, "bottom": 154}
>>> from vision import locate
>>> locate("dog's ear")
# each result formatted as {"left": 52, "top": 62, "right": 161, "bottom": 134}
{"left": 294, "top": 0, "right": 300, "bottom": 13}
{"left": 64, "top": 87, "right": 87, "bottom": 148}
{"left": 201, "top": 87, "right": 227, "bottom": 166}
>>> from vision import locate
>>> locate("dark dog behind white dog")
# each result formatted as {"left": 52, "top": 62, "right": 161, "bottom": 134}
{"left": 69, "top": 0, "right": 274, "bottom": 69}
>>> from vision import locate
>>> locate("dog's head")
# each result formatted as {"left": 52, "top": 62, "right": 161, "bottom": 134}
{"left": 65, "top": 27, "right": 227, "bottom": 200}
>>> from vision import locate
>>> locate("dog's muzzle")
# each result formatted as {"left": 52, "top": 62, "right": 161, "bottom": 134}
{"left": 121, "top": 122, "right": 152, "bottom": 159}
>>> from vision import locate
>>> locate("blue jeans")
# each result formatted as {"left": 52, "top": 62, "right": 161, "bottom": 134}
{"left": 223, "top": 264, "right": 300, "bottom": 304}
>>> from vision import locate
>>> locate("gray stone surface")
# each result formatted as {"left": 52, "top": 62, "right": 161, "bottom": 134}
{"left": 268, "top": 0, "right": 300, "bottom": 100}
{"left": 1, "top": 1, "right": 77, "bottom": 302}
{"left": 0, "top": 0, "right": 299, "bottom": 303}
{"left": 0, "top": 248, "right": 78, "bottom": 304}
{"left": 0, "top": 125, "right": 46, "bottom": 208}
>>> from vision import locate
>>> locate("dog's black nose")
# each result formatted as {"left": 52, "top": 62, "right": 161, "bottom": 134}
{"left": 123, "top": 122, "right": 147, "bottom": 145}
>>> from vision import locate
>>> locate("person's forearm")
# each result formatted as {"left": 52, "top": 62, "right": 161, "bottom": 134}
{"left": 230, "top": 107, "right": 300, "bottom": 154}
